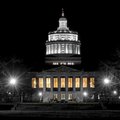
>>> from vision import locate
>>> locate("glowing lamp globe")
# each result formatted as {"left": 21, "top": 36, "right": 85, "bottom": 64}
{"left": 83, "top": 92, "right": 88, "bottom": 97}
{"left": 9, "top": 78, "right": 16, "bottom": 85}
{"left": 38, "top": 92, "right": 42, "bottom": 96}
{"left": 104, "top": 78, "right": 110, "bottom": 85}
{"left": 113, "top": 90, "right": 117, "bottom": 95}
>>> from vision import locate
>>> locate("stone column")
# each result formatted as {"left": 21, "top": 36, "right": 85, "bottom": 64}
{"left": 51, "top": 44, "right": 53, "bottom": 54}
{"left": 43, "top": 77, "right": 46, "bottom": 93}
{"left": 64, "top": 44, "right": 66, "bottom": 53}
{"left": 52, "top": 44, "right": 54, "bottom": 54}
{"left": 70, "top": 44, "right": 72, "bottom": 53}
{"left": 66, "top": 44, "right": 68, "bottom": 53}
{"left": 80, "top": 77, "right": 83, "bottom": 102}
{"left": 75, "top": 44, "right": 77, "bottom": 54}
{"left": 57, "top": 44, "right": 58, "bottom": 54}
{"left": 37, "top": 77, "right": 39, "bottom": 88}
{"left": 58, "top": 76, "right": 61, "bottom": 92}
{"left": 58, "top": 44, "right": 60, "bottom": 53}
{"left": 73, "top": 76, "right": 75, "bottom": 92}
{"left": 46, "top": 46, "right": 47, "bottom": 55}
{"left": 71, "top": 44, "right": 73, "bottom": 54}
{"left": 65, "top": 77, "right": 68, "bottom": 101}
{"left": 51, "top": 77, "right": 53, "bottom": 92}
{"left": 48, "top": 45, "right": 49, "bottom": 54}
{"left": 50, "top": 45, "right": 51, "bottom": 54}
{"left": 78, "top": 45, "right": 80, "bottom": 54}
{"left": 58, "top": 76, "right": 60, "bottom": 101}
{"left": 55, "top": 44, "right": 57, "bottom": 54}
{"left": 68, "top": 44, "right": 70, "bottom": 53}
{"left": 66, "top": 77, "right": 68, "bottom": 92}
{"left": 60, "top": 44, "right": 61, "bottom": 54}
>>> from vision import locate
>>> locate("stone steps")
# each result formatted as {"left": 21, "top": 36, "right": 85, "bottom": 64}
{"left": 15, "top": 103, "right": 102, "bottom": 111}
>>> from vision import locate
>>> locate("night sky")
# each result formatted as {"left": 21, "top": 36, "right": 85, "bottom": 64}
{"left": 0, "top": 1, "right": 119, "bottom": 71}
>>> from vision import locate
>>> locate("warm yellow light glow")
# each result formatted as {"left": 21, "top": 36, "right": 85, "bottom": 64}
{"left": 32, "top": 78, "right": 37, "bottom": 88}
{"left": 54, "top": 78, "right": 58, "bottom": 88}
{"left": 75, "top": 77, "right": 80, "bottom": 88}
{"left": 83, "top": 78, "right": 87, "bottom": 88}
{"left": 90, "top": 78, "right": 95, "bottom": 88}
{"left": 68, "top": 78, "right": 72, "bottom": 88}
{"left": 61, "top": 78, "right": 65, "bottom": 88}
{"left": 46, "top": 78, "right": 51, "bottom": 88}
{"left": 39, "top": 78, "right": 43, "bottom": 88}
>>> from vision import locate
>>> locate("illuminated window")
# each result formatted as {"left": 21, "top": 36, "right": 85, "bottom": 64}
{"left": 53, "top": 62, "right": 59, "bottom": 65}
{"left": 54, "top": 78, "right": 58, "bottom": 88}
{"left": 75, "top": 77, "right": 80, "bottom": 88}
{"left": 39, "top": 78, "right": 43, "bottom": 88}
{"left": 32, "top": 78, "right": 37, "bottom": 88}
{"left": 83, "top": 77, "right": 87, "bottom": 88}
{"left": 60, "top": 62, "right": 66, "bottom": 65}
{"left": 61, "top": 78, "right": 65, "bottom": 88}
{"left": 46, "top": 78, "right": 51, "bottom": 88}
{"left": 90, "top": 78, "right": 95, "bottom": 88}
{"left": 68, "top": 94, "right": 72, "bottom": 100}
{"left": 68, "top": 78, "right": 72, "bottom": 88}
{"left": 61, "top": 94, "right": 65, "bottom": 100}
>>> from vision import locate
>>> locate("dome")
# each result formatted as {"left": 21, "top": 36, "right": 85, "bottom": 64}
{"left": 59, "top": 17, "right": 67, "bottom": 21}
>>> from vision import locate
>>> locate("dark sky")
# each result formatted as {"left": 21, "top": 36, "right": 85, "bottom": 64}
{"left": 0, "top": 1, "right": 119, "bottom": 71}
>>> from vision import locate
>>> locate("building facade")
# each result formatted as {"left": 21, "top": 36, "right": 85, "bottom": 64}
{"left": 31, "top": 10, "right": 96, "bottom": 103}
{"left": 31, "top": 66, "right": 96, "bottom": 102}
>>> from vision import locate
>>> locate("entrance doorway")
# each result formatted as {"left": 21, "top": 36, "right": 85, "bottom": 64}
{"left": 61, "top": 94, "right": 65, "bottom": 100}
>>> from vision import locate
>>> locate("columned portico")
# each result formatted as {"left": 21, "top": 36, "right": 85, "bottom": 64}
{"left": 31, "top": 66, "right": 95, "bottom": 102}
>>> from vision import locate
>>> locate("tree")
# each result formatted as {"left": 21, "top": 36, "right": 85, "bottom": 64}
{"left": 98, "top": 49, "right": 120, "bottom": 102}
{"left": 0, "top": 57, "right": 30, "bottom": 102}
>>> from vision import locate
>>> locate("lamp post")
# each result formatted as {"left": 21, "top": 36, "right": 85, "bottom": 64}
{"left": 38, "top": 92, "right": 42, "bottom": 102}
{"left": 83, "top": 91, "right": 88, "bottom": 102}
{"left": 9, "top": 77, "right": 17, "bottom": 102}
{"left": 103, "top": 78, "right": 111, "bottom": 103}
{"left": 112, "top": 90, "right": 118, "bottom": 103}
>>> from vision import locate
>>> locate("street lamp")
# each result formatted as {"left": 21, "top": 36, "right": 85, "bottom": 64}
{"left": 83, "top": 91, "right": 88, "bottom": 102}
{"left": 83, "top": 91, "right": 88, "bottom": 97}
{"left": 38, "top": 92, "right": 42, "bottom": 102}
{"left": 113, "top": 90, "right": 117, "bottom": 95}
{"left": 103, "top": 78, "right": 111, "bottom": 102}
{"left": 9, "top": 77, "right": 17, "bottom": 102}
{"left": 9, "top": 77, "right": 17, "bottom": 86}
{"left": 118, "top": 96, "right": 120, "bottom": 99}
{"left": 9, "top": 77, "right": 17, "bottom": 94}
{"left": 103, "top": 78, "right": 110, "bottom": 85}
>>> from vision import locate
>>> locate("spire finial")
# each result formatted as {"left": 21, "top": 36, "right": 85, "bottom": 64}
{"left": 62, "top": 8, "right": 64, "bottom": 17}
